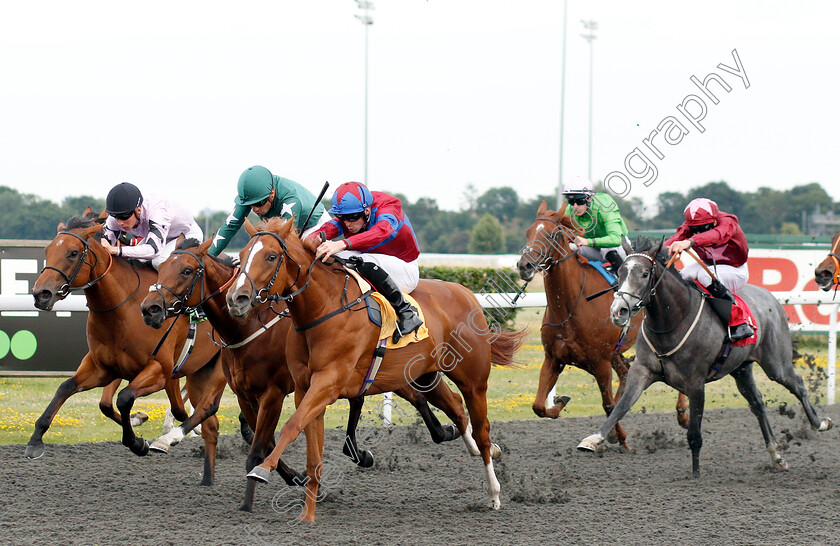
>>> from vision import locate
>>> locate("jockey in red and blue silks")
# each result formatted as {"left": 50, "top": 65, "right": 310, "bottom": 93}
{"left": 306, "top": 182, "right": 423, "bottom": 342}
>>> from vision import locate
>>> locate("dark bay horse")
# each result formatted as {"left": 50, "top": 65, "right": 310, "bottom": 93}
{"left": 517, "top": 201, "right": 688, "bottom": 449}
{"left": 226, "top": 217, "right": 524, "bottom": 521}
{"left": 28, "top": 211, "right": 227, "bottom": 485}
{"left": 814, "top": 231, "right": 840, "bottom": 291}
{"left": 578, "top": 237, "right": 833, "bottom": 477}
{"left": 139, "top": 237, "right": 462, "bottom": 511}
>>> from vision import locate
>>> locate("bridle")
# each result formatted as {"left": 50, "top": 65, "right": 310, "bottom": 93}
{"left": 41, "top": 230, "right": 112, "bottom": 298}
{"left": 520, "top": 216, "right": 579, "bottom": 273}
{"left": 613, "top": 252, "right": 666, "bottom": 318}
{"left": 824, "top": 235, "right": 840, "bottom": 286}
{"left": 238, "top": 231, "right": 310, "bottom": 306}
{"left": 147, "top": 248, "right": 237, "bottom": 317}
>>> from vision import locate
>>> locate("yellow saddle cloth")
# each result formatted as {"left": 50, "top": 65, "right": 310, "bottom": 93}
{"left": 346, "top": 268, "right": 429, "bottom": 349}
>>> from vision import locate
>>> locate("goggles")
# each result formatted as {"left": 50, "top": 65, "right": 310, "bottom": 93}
{"left": 566, "top": 195, "right": 590, "bottom": 206}
{"left": 338, "top": 211, "right": 365, "bottom": 222}
{"left": 112, "top": 210, "right": 135, "bottom": 221}
{"left": 253, "top": 196, "right": 270, "bottom": 208}
{"left": 689, "top": 222, "right": 715, "bottom": 234}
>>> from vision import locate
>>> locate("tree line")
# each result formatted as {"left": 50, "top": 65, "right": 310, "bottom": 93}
{"left": 0, "top": 180, "right": 834, "bottom": 253}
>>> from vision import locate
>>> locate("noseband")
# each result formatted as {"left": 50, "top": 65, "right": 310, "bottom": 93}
{"left": 520, "top": 217, "right": 578, "bottom": 272}
{"left": 148, "top": 249, "right": 209, "bottom": 317}
{"left": 239, "top": 231, "right": 314, "bottom": 306}
{"left": 614, "top": 253, "right": 663, "bottom": 317}
{"left": 40, "top": 230, "right": 111, "bottom": 298}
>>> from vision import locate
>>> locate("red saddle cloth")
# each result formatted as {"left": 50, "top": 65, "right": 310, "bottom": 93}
{"left": 695, "top": 282, "right": 758, "bottom": 347}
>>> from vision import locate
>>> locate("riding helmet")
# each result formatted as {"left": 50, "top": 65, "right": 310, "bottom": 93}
{"left": 236, "top": 166, "right": 275, "bottom": 206}
{"left": 684, "top": 198, "right": 719, "bottom": 226}
{"left": 105, "top": 182, "right": 143, "bottom": 215}
{"left": 561, "top": 175, "right": 595, "bottom": 196}
{"left": 329, "top": 182, "right": 373, "bottom": 215}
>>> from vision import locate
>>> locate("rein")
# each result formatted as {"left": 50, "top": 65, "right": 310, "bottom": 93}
{"left": 826, "top": 236, "right": 840, "bottom": 286}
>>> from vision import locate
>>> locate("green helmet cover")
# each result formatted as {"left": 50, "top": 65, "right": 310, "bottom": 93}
{"left": 236, "top": 166, "right": 274, "bottom": 206}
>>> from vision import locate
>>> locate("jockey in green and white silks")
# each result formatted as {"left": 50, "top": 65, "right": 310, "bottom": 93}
{"left": 207, "top": 165, "right": 328, "bottom": 257}
{"left": 562, "top": 176, "right": 630, "bottom": 272}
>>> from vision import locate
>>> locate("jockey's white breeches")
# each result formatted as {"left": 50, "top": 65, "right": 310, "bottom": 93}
{"left": 679, "top": 261, "right": 749, "bottom": 293}
{"left": 336, "top": 250, "right": 420, "bottom": 294}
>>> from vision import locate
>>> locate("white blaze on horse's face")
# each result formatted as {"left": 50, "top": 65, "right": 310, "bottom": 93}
{"left": 610, "top": 258, "right": 647, "bottom": 326}
{"left": 235, "top": 240, "right": 264, "bottom": 291}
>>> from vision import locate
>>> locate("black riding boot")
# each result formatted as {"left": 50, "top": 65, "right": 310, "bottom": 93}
{"left": 706, "top": 280, "right": 753, "bottom": 342}
{"left": 352, "top": 258, "right": 423, "bottom": 343}
{"left": 604, "top": 250, "right": 623, "bottom": 275}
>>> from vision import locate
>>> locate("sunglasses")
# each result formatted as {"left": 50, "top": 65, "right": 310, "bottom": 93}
{"left": 567, "top": 196, "right": 590, "bottom": 206}
{"left": 112, "top": 210, "right": 135, "bottom": 221}
{"left": 338, "top": 212, "right": 365, "bottom": 222}
{"left": 689, "top": 222, "right": 715, "bottom": 234}
{"left": 253, "top": 196, "right": 270, "bottom": 208}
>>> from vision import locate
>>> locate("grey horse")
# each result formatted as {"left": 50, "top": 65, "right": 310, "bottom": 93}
{"left": 577, "top": 237, "right": 833, "bottom": 477}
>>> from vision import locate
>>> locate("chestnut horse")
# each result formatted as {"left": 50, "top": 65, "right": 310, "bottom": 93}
{"left": 226, "top": 218, "right": 524, "bottom": 521}
{"left": 517, "top": 202, "right": 688, "bottom": 449}
{"left": 139, "top": 237, "right": 462, "bottom": 511}
{"left": 27, "top": 211, "right": 227, "bottom": 485}
{"left": 814, "top": 231, "right": 840, "bottom": 291}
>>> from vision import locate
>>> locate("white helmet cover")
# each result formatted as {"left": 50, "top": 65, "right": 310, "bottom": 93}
{"left": 562, "top": 176, "right": 594, "bottom": 195}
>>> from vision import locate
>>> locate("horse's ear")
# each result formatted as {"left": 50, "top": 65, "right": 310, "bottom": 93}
{"left": 83, "top": 206, "right": 92, "bottom": 216}
{"left": 198, "top": 238, "right": 214, "bottom": 253}
{"left": 98, "top": 210, "right": 108, "bottom": 220}
{"left": 652, "top": 236, "right": 665, "bottom": 258}
{"left": 176, "top": 234, "right": 186, "bottom": 247}
{"left": 56, "top": 221, "right": 66, "bottom": 233}
{"left": 537, "top": 200, "right": 548, "bottom": 216}
{"left": 279, "top": 214, "right": 295, "bottom": 237}
{"left": 244, "top": 218, "right": 258, "bottom": 237}
{"left": 622, "top": 238, "right": 633, "bottom": 256}
{"left": 82, "top": 222, "right": 105, "bottom": 238}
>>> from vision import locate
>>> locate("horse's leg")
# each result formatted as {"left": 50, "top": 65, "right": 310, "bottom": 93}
{"left": 759, "top": 359, "right": 833, "bottom": 432}
{"left": 592, "top": 360, "right": 629, "bottom": 450}
{"left": 25, "top": 355, "right": 112, "bottom": 459}
{"left": 162, "top": 384, "right": 190, "bottom": 435}
{"left": 239, "top": 411, "right": 255, "bottom": 445}
{"left": 98, "top": 379, "right": 149, "bottom": 427}
{"left": 533, "top": 355, "right": 569, "bottom": 418}
{"left": 685, "top": 387, "right": 706, "bottom": 479}
{"left": 399, "top": 380, "right": 463, "bottom": 443}
{"left": 730, "top": 363, "right": 788, "bottom": 471}
{"left": 116, "top": 365, "right": 167, "bottom": 456}
{"left": 676, "top": 393, "right": 689, "bottom": 429}
{"left": 578, "top": 361, "right": 656, "bottom": 453}
{"left": 164, "top": 376, "right": 189, "bottom": 422}
{"left": 342, "top": 397, "right": 374, "bottom": 467}
{"left": 610, "top": 353, "right": 630, "bottom": 402}
{"left": 300, "top": 409, "right": 327, "bottom": 523}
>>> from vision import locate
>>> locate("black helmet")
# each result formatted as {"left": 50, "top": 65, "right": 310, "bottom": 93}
{"left": 106, "top": 182, "right": 143, "bottom": 216}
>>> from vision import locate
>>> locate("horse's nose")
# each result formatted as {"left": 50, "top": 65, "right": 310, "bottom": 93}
{"left": 815, "top": 268, "right": 834, "bottom": 290}
{"left": 226, "top": 289, "right": 252, "bottom": 318}
{"left": 141, "top": 303, "right": 164, "bottom": 328}
{"left": 32, "top": 290, "right": 55, "bottom": 311}
{"left": 517, "top": 261, "right": 535, "bottom": 281}
{"left": 610, "top": 303, "right": 629, "bottom": 326}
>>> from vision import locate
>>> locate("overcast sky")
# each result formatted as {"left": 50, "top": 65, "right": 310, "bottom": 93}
{"left": 1, "top": 1, "right": 838, "bottom": 218}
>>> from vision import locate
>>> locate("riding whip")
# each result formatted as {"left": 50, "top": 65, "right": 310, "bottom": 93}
{"left": 302, "top": 181, "right": 330, "bottom": 229}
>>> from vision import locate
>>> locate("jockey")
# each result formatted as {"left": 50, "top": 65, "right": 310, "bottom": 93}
{"left": 562, "top": 176, "right": 630, "bottom": 273}
{"left": 207, "top": 165, "right": 329, "bottom": 257}
{"left": 101, "top": 182, "right": 203, "bottom": 269}
{"left": 306, "top": 182, "right": 423, "bottom": 342}
{"left": 665, "top": 197, "right": 753, "bottom": 342}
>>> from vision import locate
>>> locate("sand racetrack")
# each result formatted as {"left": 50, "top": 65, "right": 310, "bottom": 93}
{"left": 1, "top": 404, "right": 839, "bottom": 546}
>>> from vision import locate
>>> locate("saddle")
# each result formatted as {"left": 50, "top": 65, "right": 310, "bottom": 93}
{"left": 693, "top": 282, "right": 757, "bottom": 347}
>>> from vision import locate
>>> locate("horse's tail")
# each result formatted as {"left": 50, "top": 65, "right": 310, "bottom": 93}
{"left": 490, "top": 328, "right": 527, "bottom": 368}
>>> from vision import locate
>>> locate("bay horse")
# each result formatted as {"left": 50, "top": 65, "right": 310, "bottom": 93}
{"left": 814, "top": 231, "right": 840, "bottom": 291}
{"left": 139, "top": 237, "right": 462, "bottom": 511}
{"left": 517, "top": 201, "right": 688, "bottom": 449}
{"left": 226, "top": 217, "right": 525, "bottom": 521}
{"left": 28, "top": 211, "right": 227, "bottom": 485}
{"left": 578, "top": 237, "right": 833, "bottom": 477}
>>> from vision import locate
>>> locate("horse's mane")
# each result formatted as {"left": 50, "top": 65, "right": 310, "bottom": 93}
{"left": 632, "top": 235, "right": 691, "bottom": 283}
{"left": 176, "top": 237, "right": 235, "bottom": 268}
{"left": 65, "top": 211, "right": 104, "bottom": 232}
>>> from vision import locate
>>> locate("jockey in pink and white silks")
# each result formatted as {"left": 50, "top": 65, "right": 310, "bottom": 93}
{"left": 665, "top": 197, "right": 753, "bottom": 341}
{"left": 101, "top": 182, "right": 203, "bottom": 269}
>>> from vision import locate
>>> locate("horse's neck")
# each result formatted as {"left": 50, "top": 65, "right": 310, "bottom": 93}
{"left": 543, "top": 258, "right": 585, "bottom": 319}
{"left": 83, "top": 251, "right": 142, "bottom": 312}
{"left": 285, "top": 259, "right": 351, "bottom": 328}
{"left": 645, "top": 270, "right": 694, "bottom": 333}
{"left": 201, "top": 261, "right": 243, "bottom": 337}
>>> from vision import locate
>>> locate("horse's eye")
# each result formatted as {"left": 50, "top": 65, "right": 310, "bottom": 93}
{"left": 267, "top": 253, "right": 278, "bottom": 262}
{"left": 183, "top": 268, "right": 193, "bottom": 276}
{"left": 69, "top": 250, "right": 79, "bottom": 259}
{"left": 643, "top": 271, "right": 649, "bottom": 278}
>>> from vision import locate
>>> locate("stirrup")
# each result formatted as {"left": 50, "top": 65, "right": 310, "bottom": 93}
{"left": 728, "top": 323, "right": 753, "bottom": 342}
{"left": 393, "top": 313, "right": 423, "bottom": 344}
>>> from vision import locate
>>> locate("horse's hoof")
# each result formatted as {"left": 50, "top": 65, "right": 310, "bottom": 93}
{"left": 818, "top": 417, "right": 833, "bottom": 431}
{"left": 489, "top": 443, "right": 502, "bottom": 459}
{"left": 24, "top": 444, "right": 45, "bottom": 460}
{"left": 490, "top": 498, "right": 501, "bottom": 510}
{"left": 247, "top": 466, "right": 271, "bottom": 483}
{"left": 577, "top": 433, "right": 603, "bottom": 452}
{"left": 553, "top": 394, "right": 571, "bottom": 407}
{"left": 239, "top": 502, "right": 253, "bottom": 512}
{"left": 149, "top": 439, "right": 170, "bottom": 454}
{"left": 356, "top": 450, "right": 374, "bottom": 468}
{"left": 131, "top": 439, "right": 150, "bottom": 457}
{"left": 130, "top": 412, "right": 149, "bottom": 427}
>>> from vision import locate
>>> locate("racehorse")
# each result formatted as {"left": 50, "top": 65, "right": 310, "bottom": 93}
{"left": 225, "top": 217, "right": 525, "bottom": 521}
{"left": 578, "top": 237, "right": 833, "bottom": 477}
{"left": 27, "top": 210, "right": 227, "bottom": 485}
{"left": 140, "top": 237, "right": 463, "bottom": 511}
{"left": 517, "top": 201, "right": 688, "bottom": 448}
{"left": 814, "top": 231, "right": 840, "bottom": 291}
